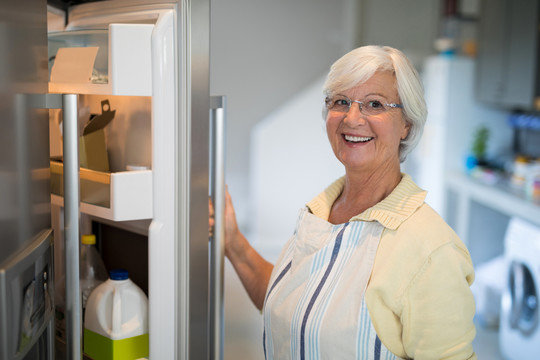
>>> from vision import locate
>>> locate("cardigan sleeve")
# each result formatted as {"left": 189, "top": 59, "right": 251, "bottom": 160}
{"left": 400, "top": 242, "right": 477, "bottom": 360}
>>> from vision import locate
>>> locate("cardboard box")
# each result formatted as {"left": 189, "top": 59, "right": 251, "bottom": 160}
{"left": 79, "top": 99, "right": 115, "bottom": 172}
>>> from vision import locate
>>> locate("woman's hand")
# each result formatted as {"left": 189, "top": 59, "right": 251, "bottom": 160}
{"left": 209, "top": 187, "right": 241, "bottom": 258}
{"left": 209, "top": 187, "right": 273, "bottom": 310}
{"left": 223, "top": 188, "right": 243, "bottom": 259}
{"left": 208, "top": 196, "right": 215, "bottom": 238}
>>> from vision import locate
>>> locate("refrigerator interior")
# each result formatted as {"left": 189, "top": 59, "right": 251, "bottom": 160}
{"left": 50, "top": 93, "right": 153, "bottom": 356}
{"left": 46, "top": 0, "right": 213, "bottom": 358}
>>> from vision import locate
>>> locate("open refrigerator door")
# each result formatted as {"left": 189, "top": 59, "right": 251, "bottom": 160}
{"left": 47, "top": 0, "right": 218, "bottom": 358}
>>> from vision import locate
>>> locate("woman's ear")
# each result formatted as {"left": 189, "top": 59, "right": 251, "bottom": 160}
{"left": 401, "top": 121, "right": 411, "bottom": 140}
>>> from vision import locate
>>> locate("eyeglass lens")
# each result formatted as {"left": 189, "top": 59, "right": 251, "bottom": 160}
{"left": 326, "top": 95, "right": 397, "bottom": 115}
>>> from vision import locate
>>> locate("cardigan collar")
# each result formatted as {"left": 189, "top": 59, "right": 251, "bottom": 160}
{"left": 306, "top": 173, "right": 427, "bottom": 230}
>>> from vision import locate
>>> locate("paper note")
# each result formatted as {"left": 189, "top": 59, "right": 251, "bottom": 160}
{"left": 50, "top": 47, "right": 99, "bottom": 83}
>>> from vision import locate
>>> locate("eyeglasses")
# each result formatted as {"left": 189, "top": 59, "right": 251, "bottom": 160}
{"left": 325, "top": 95, "right": 403, "bottom": 116}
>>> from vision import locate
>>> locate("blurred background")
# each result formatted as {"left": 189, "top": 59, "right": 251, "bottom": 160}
{"left": 211, "top": 0, "right": 540, "bottom": 359}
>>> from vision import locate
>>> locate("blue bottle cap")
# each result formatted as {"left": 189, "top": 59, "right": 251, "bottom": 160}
{"left": 109, "top": 269, "right": 129, "bottom": 280}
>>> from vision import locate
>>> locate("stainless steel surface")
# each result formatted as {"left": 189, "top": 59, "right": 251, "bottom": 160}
{"left": 0, "top": 0, "right": 53, "bottom": 358}
{"left": 0, "top": 230, "right": 54, "bottom": 360}
{"left": 209, "top": 96, "right": 226, "bottom": 360}
{"left": 0, "top": 0, "right": 50, "bottom": 264}
{"left": 62, "top": 94, "right": 82, "bottom": 360}
{"left": 176, "top": 0, "right": 211, "bottom": 358}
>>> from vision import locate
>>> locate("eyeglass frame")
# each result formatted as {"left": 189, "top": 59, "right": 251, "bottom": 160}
{"left": 325, "top": 94, "right": 403, "bottom": 115}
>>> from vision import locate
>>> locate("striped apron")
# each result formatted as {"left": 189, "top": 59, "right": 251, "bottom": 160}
{"left": 262, "top": 208, "right": 404, "bottom": 360}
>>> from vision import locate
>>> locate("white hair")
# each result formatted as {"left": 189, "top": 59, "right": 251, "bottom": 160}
{"left": 322, "top": 45, "right": 427, "bottom": 162}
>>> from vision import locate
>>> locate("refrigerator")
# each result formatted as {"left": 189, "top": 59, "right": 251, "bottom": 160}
{"left": 0, "top": 0, "right": 55, "bottom": 358}
{"left": 0, "top": 0, "right": 225, "bottom": 359}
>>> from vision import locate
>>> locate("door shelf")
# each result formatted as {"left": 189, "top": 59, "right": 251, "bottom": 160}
{"left": 50, "top": 161, "right": 152, "bottom": 221}
{"left": 48, "top": 24, "right": 153, "bottom": 96}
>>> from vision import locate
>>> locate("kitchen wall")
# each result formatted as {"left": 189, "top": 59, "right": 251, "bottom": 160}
{"left": 357, "top": 0, "right": 441, "bottom": 69}
{"left": 210, "top": 0, "right": 358, "bottom": 230}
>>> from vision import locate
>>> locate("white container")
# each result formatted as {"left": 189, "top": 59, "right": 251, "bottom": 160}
{"left": 84, "top": 269, "right": 149, "bottom": 360}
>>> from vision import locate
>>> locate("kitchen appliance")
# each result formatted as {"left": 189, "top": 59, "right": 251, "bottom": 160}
{"left": 405, "top": 55, "right": 511, "bottom": 219}
{"left": 0, "top": 0, "right": 55, "bottom": 358}
{"left": 1, "top": 0, "right": 226, "bottom": 359}
{"left": 500, "top": 217, "right": 540, "bottom": 359}
{"left": 0, "top": 232, "right": 55, "bottom": 360}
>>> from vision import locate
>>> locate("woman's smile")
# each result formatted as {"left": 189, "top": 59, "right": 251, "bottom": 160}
{"left": 342, "top": 134, "right": 373, "bottom": 144}
{"left": 326, "top": 71, "right": 409, "bottom": 173}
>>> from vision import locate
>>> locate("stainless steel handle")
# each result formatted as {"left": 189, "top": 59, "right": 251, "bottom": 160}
{"left": 209, "top": 95, "right": 226, "bottom": 360}
{"left": 62, "top": 94, "right": 82, "bottom": 360}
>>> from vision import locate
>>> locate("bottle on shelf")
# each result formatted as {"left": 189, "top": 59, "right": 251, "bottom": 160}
{"left": 80, "top": 234, "right": 108, "bottom": 314}
{"left": 84, "top": 269, "right": 149, "bottom": 360}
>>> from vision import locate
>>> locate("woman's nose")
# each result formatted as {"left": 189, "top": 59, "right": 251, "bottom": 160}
{"left": 343, "top": 103, "right": 367, "bottom": 126}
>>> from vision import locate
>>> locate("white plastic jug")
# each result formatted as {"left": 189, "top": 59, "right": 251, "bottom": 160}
{"left": 84, "top": 269, "right": 149, "bottom": 360}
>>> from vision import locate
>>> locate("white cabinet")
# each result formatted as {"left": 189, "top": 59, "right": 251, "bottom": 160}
{"left": 446, "top": 172, "right": 540, "bottom": 265}
{"left": 476, "top": 0, "right": 540, "bottom": 111}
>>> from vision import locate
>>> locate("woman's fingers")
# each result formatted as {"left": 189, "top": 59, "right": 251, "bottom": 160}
{"left": 209, "top": 197, "right": 214, "bottom": 237}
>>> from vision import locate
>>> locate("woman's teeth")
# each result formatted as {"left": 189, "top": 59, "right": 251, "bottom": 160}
{"left": 344, "top": 135, "right": 372, "bottom": 143}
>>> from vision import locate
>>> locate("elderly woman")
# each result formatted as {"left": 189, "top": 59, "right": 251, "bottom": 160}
{"left": 222, "top": 45, "right": 476, "bottom": 359}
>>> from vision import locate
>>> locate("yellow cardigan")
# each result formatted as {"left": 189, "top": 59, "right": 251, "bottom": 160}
{"left": 306, "top": 174, "right": 477, "bottom": 360}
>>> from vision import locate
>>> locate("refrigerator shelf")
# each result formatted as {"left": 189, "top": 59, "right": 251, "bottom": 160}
{"left": 48, "top": 24, "right": 153, "bottom": 96}
{"left": 50, "top": 161, "right": 152, "bottom": 221}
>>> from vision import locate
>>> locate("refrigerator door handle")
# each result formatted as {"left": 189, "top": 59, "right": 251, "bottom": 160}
{"left": 209, "top": 95, "right": 226, "bottom": 360}
{"left": 62, "top": 94, "right": 82, "bottom": 360}
{"left": 27, "top": 93, "right": 63, "bottom": 109}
